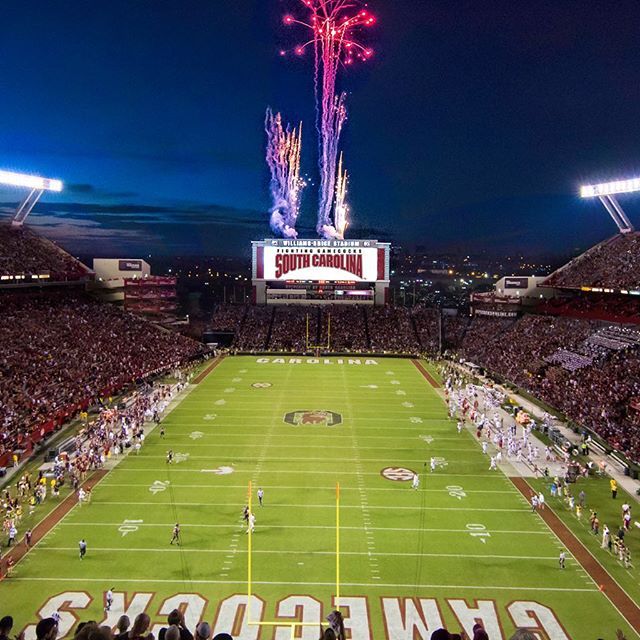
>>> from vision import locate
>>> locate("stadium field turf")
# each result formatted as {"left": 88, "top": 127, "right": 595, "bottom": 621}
{"left": 2, "top": 356, "right": 638, "bottom": 639}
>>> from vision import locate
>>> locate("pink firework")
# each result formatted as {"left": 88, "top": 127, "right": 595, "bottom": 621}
{"left": 283, "top": 0, "right": 376, "bottom": 238}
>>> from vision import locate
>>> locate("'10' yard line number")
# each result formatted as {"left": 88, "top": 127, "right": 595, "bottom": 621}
{"left": 445, "top": 486, "right": 490, "bottom": 543}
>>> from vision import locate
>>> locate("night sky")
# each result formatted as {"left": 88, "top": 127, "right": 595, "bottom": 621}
{"left": 1, "top": 0, "right": 640, "bottom": 258}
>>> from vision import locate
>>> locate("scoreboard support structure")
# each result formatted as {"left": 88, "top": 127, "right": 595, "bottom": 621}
{"left": 251, "top": 238, "right": 390, "bottom": 305}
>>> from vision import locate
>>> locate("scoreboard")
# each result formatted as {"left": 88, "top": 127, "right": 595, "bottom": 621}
{"left": 251, "top": 239, "right": 390, "bottom": 305}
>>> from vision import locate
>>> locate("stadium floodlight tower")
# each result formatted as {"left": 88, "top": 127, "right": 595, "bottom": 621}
{"left": 0, "top": 170, "right": 63, "bottom": 227}
{"left": 580, "top": 177, "right": 638, "bottom": 233}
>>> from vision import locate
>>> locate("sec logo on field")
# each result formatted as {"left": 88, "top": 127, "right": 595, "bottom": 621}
{"left": 381, "top": 466, "right": 415, "bottom": 482}
{"left": 283, "top": 410, "right": 342, "bottom": 427}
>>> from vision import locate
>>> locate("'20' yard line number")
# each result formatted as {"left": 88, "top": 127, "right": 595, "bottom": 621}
{"left": 446, "top": 485, "right": 466, "bottom": 500}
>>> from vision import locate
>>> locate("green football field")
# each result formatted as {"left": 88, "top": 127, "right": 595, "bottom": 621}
{"left": 2, "top": 356, "right": 637, "bottom": 639}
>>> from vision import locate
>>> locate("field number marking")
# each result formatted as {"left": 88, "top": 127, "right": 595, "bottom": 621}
{"left": 446, "top": 485, "right": 466, "bottom": 500}
{"left": 119, "top": 519, "right": 143, "bottom": 537}
{"left": 149, "top": 481, "right": 170, "bottom": 495}
{"left": 467, "top": 523, "right": 490, "bottom": 543}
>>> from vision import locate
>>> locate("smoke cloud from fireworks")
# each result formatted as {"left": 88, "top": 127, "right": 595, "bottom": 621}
{"left": 265, "top": 108, "right": 306, "bottom": 239}
{"left": 282, "top": 0, "right": 376, "bottom": 239}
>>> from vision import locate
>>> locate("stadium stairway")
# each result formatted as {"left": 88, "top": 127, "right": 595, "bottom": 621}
{"left": 410, "top": 312, "right": 424, "bottom": 351}
{"left": 362, "top": 306, "right": 372, "bottom": 350}
{"left": 264, "top": 306, "right": 276, "bottom": 350}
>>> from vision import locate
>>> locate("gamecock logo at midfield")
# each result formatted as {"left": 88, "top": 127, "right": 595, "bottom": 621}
{"left": 283, "top": 410, "right": 343, "bottom": 427}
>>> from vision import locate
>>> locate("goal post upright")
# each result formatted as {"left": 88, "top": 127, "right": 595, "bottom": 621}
{"left": 246, "top": 480, "right": 343, "bottom": 633}
{"left": 336, "top": 481, "right": 340, "bottom": 608}
{"left": 306, "top": 312, "right": 331, "bottom": 353}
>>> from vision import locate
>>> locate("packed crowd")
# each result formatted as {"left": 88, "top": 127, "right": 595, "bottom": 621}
{"left": 1, "top": 381, "right": 182, "bottom": 569}
{"left": 412, "top": 307, "right": 440, "bottom": 353}
{"left": 319, "top": 305, "right": 369, "bottom": 352}
{"left": 0, "top": 293, "right": 205, "bottom": 460}
{"left": 0, "top": 611, "right": 560, "bottom": 640}
{"left": 268, "top": 306, "right": 312, "bottom": 351}
{"left": 0, "top": 223, "right": 90, "bottom": 281}
{"left": 0, "top": 607, "right": 360, "bottom": 640}
{"left": 213, "top": 304, "right": 427, "bottom": 354}
{"left": 232, "top": 306, "right": 273, "bottom": 351}
{"left": 456, "top": 314, "right": 640, "bottom": 461}
{"left": 543, "top": 232, "right": 640, "bottom": 291}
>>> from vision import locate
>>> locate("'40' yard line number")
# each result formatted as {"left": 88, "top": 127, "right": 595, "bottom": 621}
{"left": 446, "top": 485, "right": 466, "bottom": 500}
{"left": 466, "top": 523, "right": 490, "bottom": 543}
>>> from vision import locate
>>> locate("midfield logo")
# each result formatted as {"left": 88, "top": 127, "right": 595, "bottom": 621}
{"left": 283, "top": 410, "right": 343, "bottom": 427}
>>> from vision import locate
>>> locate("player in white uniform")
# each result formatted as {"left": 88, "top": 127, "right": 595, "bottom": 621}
{"left": 247, "top": 512, "right": 256, "bottom": 534}
{"left": 411, "top": 473, "right": 419, "bottom": 490}
{"left": 105, "top": 588, "right": 114, "bottom": 612}
{"left": 482, "top": 441, "right": 488, "bottom": 455}
{"left": 538, "top": 492, "right": 545, "bottom": 510}
{"left": 489, "top": 456, "right": 497, "bottom": 470}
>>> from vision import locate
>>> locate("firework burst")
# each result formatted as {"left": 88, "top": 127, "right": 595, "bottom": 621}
{"left": 283, "top": 0, "right": 376, "bottom": 238}
{"left": 265, "top": 108, "right": 306, "bottom": 238}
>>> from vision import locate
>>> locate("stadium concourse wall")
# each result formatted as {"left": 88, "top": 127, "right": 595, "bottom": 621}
{"left": 0, "top": 353, "right": 210, "bottom": 472}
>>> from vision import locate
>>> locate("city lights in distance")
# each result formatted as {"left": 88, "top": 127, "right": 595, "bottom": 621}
{"left": 0, "top": 170, "right": 63, "bottom": 192}
{"left": 580, "top": 177, "right": 640, "bottom": 198}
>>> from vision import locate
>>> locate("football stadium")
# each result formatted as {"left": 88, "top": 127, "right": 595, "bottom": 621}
{"left": 2, "top": 2, "right": 640, "bottom": 640}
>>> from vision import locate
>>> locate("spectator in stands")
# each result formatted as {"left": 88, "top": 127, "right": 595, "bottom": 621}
{"left": 0, "top": 616, "right": 14, "bottom": 640}
{"left": 194, "top": 623, "right": 211, "bottom": 640}
{"left": 128, "top": 613, "right": 153, "bottom": 640}
{"left": 158, "top": 610, "right": 192, "bottom": 640}
{"left": 35, "top": 618, "right": 58, "bottom": 640}
{"left": 115, "top": 616, "right": 131, "bottom": 640}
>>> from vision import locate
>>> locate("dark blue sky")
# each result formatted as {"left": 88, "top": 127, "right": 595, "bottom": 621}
{"left": 1, "top": 0, "right": 640, "bottom": 257}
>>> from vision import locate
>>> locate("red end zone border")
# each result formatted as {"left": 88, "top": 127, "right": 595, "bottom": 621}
{"left": 193, "top": 355, "right": 225, "bottom": 384}
{"left": 411, "top": 359, "right": 441, "bottom": 388}
{"left": 511, "top": 476, "right": 640, "bottom": 634}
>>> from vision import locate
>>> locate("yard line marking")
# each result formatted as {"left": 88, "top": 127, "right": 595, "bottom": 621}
{"left": 152, "top": 433, "right": 468, "bottom": 442}
{"left": 10, "top": 577, "right": 598, "bottom": 592}
{"left": 98, "top": 483, "right": 514, "bottom": 494}
{"left": 89, "top": 500, "right": 528, "bottom": 513}
{"left": 35, "top": 547, "right": 571, "bottom": 562}
{"left": 146, "top": 443, "right": 481, "bottom": 453}
{"left": 57, "top": 522, "right": 551, "bottom": 534}
{"left": 131, "top": 454, "right": 484, "bottom": 463}
{"left": 108, "top": 469, "right": 502, "bottom": 477}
